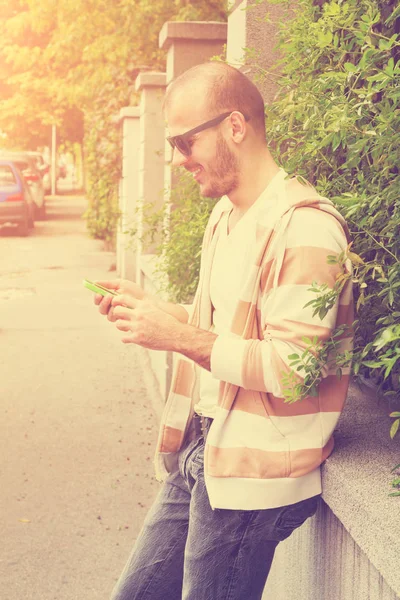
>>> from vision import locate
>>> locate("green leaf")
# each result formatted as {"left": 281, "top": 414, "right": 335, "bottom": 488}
{"left": 390, "top": 419, "right": 400, "bottom": 439}
{"left": 361, "top": 360, "right": 382, "bottom": 368}
{"left": 327, "top": 255, "right": 338, "bottom": 264}
{"left": 317, "top": 30, "right": 333, "bottom": 48}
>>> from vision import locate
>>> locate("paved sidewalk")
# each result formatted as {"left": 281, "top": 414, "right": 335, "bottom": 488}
{"left": 0, "top": 195, "right": 161, "bottom": 600}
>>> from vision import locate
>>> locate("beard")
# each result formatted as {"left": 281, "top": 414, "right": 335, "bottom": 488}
{"left": 200, "top": 131, "right": 239, "bottom": 198}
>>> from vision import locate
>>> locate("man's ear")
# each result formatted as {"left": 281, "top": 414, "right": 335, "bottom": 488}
{"left": 229, "top": 111, "right": 247, "bottom": 144}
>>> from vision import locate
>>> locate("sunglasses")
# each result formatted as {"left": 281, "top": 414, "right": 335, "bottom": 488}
{"left": 166, "top": 111, "right": 249, "bottom": 157}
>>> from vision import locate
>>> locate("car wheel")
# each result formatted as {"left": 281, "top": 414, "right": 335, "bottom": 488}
{"left": 17, "top": 211, "right": 30, "bottom": 237}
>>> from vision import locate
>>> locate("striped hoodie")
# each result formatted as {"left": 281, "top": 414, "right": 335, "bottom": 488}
{"left": 154, "top": 169, "right": 354, "bottom": 510}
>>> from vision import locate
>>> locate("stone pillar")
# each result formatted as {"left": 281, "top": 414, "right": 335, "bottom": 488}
{"left": 135, "top": 72, "right": 167, "bottom": 277}
{"left": 117, "top": 107, "right": 140, "bottom": 282}
{"left": 133, "top": 72, "right": 170, "bottom": 398}
{"left": 227, "top": 0, "right": 294, "bottom": 105}
{"left": 159, "top": 21, "right": 228, "bottom": 218}
{"left": 159, "top": 21, "right": 228, "bottom": 85}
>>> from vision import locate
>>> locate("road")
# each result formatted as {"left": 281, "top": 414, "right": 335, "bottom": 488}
{"left": 0, "top": 195, "right": 161, "bottom": 600}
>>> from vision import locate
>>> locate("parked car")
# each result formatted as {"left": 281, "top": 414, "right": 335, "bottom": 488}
{"left": 0, "top": 160, "right": 35, "bottom": 236}
{"left": 0, "top": 151, "right": 46, "bottom": 219}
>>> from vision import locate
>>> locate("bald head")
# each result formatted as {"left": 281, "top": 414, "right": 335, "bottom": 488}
{"left": 164, "top": 62, "right": 267, "bottom": 141}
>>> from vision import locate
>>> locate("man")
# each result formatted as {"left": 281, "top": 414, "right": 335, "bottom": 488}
{"left": 94, "top": 62, "right": 353, "bottom": 600}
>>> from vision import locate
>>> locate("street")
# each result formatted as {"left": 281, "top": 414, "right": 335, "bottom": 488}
{"left": 0, "top": 195, "right": 160, "bottom": 600}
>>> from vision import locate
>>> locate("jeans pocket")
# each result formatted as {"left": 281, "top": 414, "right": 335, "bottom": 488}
{"left": 275, "top": 495, "right": 320, "bottom": 540}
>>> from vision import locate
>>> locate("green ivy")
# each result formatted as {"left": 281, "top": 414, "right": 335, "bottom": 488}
{"left": 264, "top": 0, "right": 400, "bottom": 402}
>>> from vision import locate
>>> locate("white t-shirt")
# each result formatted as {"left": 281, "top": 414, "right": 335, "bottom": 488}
{"left": 195, "top": 207, "right": 253, "bottom": 417}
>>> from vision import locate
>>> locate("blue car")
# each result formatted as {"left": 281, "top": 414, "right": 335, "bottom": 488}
{"left": 0, "top": 159, "right": 35, "bottom": 236}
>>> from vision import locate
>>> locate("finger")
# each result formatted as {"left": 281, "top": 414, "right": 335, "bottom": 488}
{"left": 112, "top": 294, "right": 137, "bottom": 309}
{"left": 93, "top": 293, "right": 103, "bottom": 306}
{"left": 113, "top": 305, "right": 133, "bottom": 320}
{"left": 115, "top": 319, "right": 131, "bottom": 332}
{"left": 98, "top": 295, "right": 113, "bottom": 316}
{"left": 108, "top": 306, "right": 120, "bottom": 322}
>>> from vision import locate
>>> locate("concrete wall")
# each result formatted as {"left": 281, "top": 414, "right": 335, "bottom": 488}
{"left": 227, "top": 0, "right": 295, "bottom": 105}
{"left": 264, "top": 499, "right": 399, "bottom": 600}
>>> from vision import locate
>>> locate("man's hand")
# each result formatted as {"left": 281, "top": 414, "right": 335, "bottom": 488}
{"left": 111, "top": 295, "right": 184, "bottom": 350}
{"left": 90, "top": 278, "right": 213, "bottom": 367}
{"left": 94, "top": 279, "right": 146, "bottom": 322}
{"left": 93, "top": 278, "right": 189, "bottom": 324}
{"left": 111, "top": 294, "right": 217, "bottom": 370}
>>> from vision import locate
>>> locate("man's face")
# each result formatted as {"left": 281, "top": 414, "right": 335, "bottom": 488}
{"left": 166, "top": 97, "right": 240, "bottom": 198}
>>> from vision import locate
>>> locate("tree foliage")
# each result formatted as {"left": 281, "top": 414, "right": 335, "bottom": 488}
{"left": 0, "top": 0, "right": 226, "bottom": 242}
{"left": 80, "top": 0, "right": 226, "bottom": 245}
{"left": 0, "top": 0, "right": 84, "bottom": 148}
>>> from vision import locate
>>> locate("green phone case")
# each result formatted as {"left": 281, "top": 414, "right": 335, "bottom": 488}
{"left": 83, "top": 279, "right": 118, "bottom": 296}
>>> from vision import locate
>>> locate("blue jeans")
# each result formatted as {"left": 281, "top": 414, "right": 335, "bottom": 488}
{"left": 111, "top": 432, "right": 319, "bottom": 600}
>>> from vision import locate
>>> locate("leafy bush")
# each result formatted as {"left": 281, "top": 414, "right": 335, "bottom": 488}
{"left": 141, "top": 171, "right": 216, "bottom": 303}
{"left": 83, "top": 72, "right": 129, "bottom": 248}
{"left": 264, "top": 0, "right": 400, "bottom": 402}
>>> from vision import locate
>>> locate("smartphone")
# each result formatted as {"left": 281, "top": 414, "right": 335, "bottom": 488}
{"left": 83, "top": 279, "right": 118, "bottom": 297}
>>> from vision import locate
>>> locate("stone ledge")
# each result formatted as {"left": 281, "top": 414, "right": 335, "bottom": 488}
{"left": 159, "top": 21, "right": 227, "bottom": 51}
{"left": 322, "top": 382, "right": 400, "bottom": 597}
{"left": 135, "top": 72, "right": 167, "bottom": 92}
{"left": 118, "top": 107, "right": 140, "bottom": 122}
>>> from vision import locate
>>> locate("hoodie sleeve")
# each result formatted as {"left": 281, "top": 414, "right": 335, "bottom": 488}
{"left": 210, "top": 207, "right": 353, "bottom": 396}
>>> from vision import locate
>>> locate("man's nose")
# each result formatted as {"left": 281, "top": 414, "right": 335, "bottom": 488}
{"left": 171, "top": 146, "right": 189, "bottom": 168}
